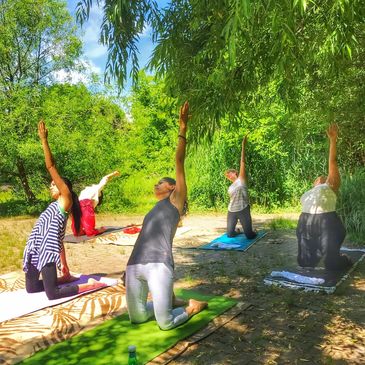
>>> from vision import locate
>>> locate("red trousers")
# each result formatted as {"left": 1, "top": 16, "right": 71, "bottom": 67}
{"left": 71, "top": 199, "right": 101, "bottom": 237}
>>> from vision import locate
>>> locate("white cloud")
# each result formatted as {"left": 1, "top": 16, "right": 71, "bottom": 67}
{"left": 53, "top": 59, "right": 102, "bottom": 85}
{"left": 85, "top": 43, "right": 108, "bottom": 59}
{"left": 139, "top": 24, "right": 152, "bottom": 39}
{"left": 80, "top": 1, "right": 108, "bottom": 61}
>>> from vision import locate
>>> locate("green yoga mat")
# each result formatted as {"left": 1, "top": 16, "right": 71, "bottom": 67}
{"left": 19, "top": 289, "right": 237, "bottom": 365}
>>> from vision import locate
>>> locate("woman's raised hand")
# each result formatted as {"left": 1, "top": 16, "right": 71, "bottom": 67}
{"left": 38, "top": 120, "right": 48, "bottom": 140}
{"left": 179, "top": 101, "right": 189, "bottom": 130}
{"left": 326, "top": 124, "right": 338, "bottom": 140}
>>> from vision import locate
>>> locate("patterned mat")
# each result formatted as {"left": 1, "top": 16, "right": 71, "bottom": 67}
{"left": 64, "top": 226, "right": 126, "bottom": 243}
{"left": 0, "top": 271, "right": 126, "bottom": 365}
{"left": 264, "top": 248, "right": 365, "bottom": 293}
{"left": 82, "top": 226, "right": 192, "bottom": 246}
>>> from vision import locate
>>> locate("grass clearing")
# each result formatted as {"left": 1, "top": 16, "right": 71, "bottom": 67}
{"left": 267, "top": 217, "right": 298, "bottom": 230}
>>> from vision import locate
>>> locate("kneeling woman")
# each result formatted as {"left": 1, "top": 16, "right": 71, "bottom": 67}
{"left": 297, "top": 124, "right": 352, "bottom": 271}
{"left": 23, "top": 121, "right": 106, "bottom": 300}
{"left": 225, "top": 134, "right": 257, "bottom": 239}
{"left": 126, "top": 102, "right": 207, "bottom": 330}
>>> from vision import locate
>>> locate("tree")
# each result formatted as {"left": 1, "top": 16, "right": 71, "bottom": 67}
{"left": 76, "top": 0, "right": 364, "bottom": 139}
{"left": 0, "top": 82, "right": 127, "bottom": 213}
{"left": 0, "top": 0, "right": 81, "bottom": 202}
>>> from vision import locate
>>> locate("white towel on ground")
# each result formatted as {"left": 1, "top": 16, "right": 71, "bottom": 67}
{"left": 270, "top": 271, "right": 325, "bottom": 285}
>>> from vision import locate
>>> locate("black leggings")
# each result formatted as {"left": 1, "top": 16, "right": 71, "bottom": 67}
{"left": 227, "top": 205, "right": 257, "bottom": 239}
{"left": 296, "top": 212, "right": 352, "bottom": 271}
{"left": 25, "top": 262, "right": 78, "bottom": 300}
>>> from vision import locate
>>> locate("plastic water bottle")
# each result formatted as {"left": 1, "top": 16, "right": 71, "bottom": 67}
{"left": 128, "top": 345, "right": 138, "bottom": 365}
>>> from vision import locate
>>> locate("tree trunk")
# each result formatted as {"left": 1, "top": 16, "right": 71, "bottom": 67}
{"left": 16, "top": 157, "right": 36, "bottom": 202}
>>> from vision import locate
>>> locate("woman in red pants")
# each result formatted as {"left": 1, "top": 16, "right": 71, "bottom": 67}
{"left": 71, "top": 171, "right": 120, "bottom": 236}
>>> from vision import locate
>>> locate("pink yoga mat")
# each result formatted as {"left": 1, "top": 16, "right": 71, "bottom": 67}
{"left": 0, "top": 274, "right": 118, "bottom": 323}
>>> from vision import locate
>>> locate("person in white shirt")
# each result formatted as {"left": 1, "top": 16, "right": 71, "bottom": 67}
{"left": 71, "top": 171, "right": 120, "bottom": 236}
{"left": 224, "top": 134, "right": 257, "bottom": 239}
{"left": 297, "top": 124, "right": 352, "bottom": 270}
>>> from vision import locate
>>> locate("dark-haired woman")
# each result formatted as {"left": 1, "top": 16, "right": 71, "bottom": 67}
{"left": 23, "top": 121, "right": 106, "bottom": 300}
{"left": 126, "top": 102, "right": 207, "bottom": 330}
{"left": 297, "top": 124, "right": 352, "bottom": 271}
{"left": 224, "top": 135, "right": 257, "bottom": 239}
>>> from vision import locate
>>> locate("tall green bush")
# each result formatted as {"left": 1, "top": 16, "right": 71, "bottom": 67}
{"left": 337, "top": 168, "right": 365, "bottom": 244}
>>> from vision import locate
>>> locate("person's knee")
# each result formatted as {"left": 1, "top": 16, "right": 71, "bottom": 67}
{"left": 324, "top": 254, "right": 352, "bottom": 271}
{"left": 227, "top": 231, "right": 237, "bottom": 238}
{"left": 26, "top": 283, "right": 39, "bottom": 293}
{"left": 157, "top": 318, "right": 174, "bottom": 330}
{"left": 245, "top": 231, "right": 257, "bottom": 239}
{"left": 128, "top": 310, "right": 149, "bottom": 324}
{"left": 45, "top": 288, "right": 59, "bottom": 300}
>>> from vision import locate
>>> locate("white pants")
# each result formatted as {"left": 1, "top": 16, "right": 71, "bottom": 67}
{"left": 126, "top": 263, "right": 188, "bottom": 330}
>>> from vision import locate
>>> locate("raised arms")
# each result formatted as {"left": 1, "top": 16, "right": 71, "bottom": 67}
{"left": 97, "top": 170, "right": 120, "bottom": 191}
{"left": 238, "top": 135, "right": 248, "bottom": 183}
{"left": 326, "top": 124, "right": 341, "bottom": 193}
{"left": 171, "top": 101, "right": 188, "bottom": 215}
{"left": 38, "top": 121, "right": 72, "bottom": 211}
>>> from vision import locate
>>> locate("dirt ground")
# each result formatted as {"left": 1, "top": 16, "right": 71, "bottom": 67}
{"left": 3, "top": 212, "right": 365, "bottom": 364}
{"left": 63, "top": 213, "right": 365, "bottom": 365}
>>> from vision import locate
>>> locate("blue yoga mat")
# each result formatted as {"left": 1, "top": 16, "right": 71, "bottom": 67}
{"left": 198, "top": 230, "right": 267, "bottom": 251}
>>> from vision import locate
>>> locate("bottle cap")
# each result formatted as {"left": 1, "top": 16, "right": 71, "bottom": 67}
{"left": 128, "top": 345, "right": 136, "bottom": 352}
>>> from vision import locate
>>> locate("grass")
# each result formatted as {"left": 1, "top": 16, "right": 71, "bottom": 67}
{"left": 0, "top": 216, "right": 36, "bottom": 274}
{"left": 0, "top": 231, "right": 25, "bottom": 273}
{"left": 267, "top": 217, "right": 298, "bottom": 230}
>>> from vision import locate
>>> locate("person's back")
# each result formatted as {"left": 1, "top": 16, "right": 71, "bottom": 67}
{"left": 296, "top": 124, "right": 352, "bottom": 271}
{"left": 300, "top": 183, "right": 336, "bottom": 215}
{"left": 72, "top": 171, "right": 120, "bottom": 236}
{"left": 127, "top": 197, "right": 179, "bottom": 269}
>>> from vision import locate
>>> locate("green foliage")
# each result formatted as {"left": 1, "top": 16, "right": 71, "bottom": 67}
{"left": 0, "top": 83, "right": 127, "bottom": 208}
{"left": 0, "top": 0, "right": 82, "bottom": 201}
{"left": 0, "top": 0, "right": 81, "bottom": 88}
{"left": 99, "top": 72, "right": 179, "bottom": 213}
{"left": 337, "top": 168, "right": 365, "bottom": 244}
{"left": 77, "top": 0, "right": 365, "bottom": 140}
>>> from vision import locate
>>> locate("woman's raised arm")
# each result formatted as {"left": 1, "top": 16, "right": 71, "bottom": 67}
{"left": 38, "top": 121, "right": 72, "bottom": 211}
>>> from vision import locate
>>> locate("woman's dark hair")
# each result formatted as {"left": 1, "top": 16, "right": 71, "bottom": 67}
{"left": 160, "top": 177, "right": 176, "bottom": 185}
{"left": 182, "top": 200, "right": 188, "bottom": 216}
{"left": 161, "top": 177, "right": 188, "bottom": 216}
{"left": 97, "top": 191, "right": 104, "bottom": 207}
{"left": 62, "top": 177, "right": 82, "bottom": 232}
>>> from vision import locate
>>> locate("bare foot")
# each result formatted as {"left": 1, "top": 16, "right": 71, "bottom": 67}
{"left": 186, "top": 299, "right": 208, "bottom": 317}
{"left": 87, "top": 278, "right": 107, "bottom": 289}
{"left": 98, "top": 227, "right": 107, "bottom": 234}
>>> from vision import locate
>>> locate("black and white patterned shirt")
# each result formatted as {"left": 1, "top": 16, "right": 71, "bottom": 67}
{"left": 23, "top": 201, "right": 68, "bottom": 272}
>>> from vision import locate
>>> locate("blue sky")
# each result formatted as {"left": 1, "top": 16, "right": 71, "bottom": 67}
{"left": 65, "top": 0, "right": 168, "bottom": 91}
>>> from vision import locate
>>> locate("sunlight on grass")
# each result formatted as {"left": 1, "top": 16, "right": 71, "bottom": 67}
{"left": 0, "top": 231, "right": 24, "bottom": 273}
{"left": 0, "top": 217, "right": 35, "bottom": 274}
{"left": 267, "top": 217, "right": 298, "bottom": 230}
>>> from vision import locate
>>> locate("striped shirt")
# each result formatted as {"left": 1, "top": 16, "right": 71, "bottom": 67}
{"left": 23, "top": 201, "right": 68, "bottom": 272}
{"left": 228, "top": 178, "right": 249, "bottom": 212}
